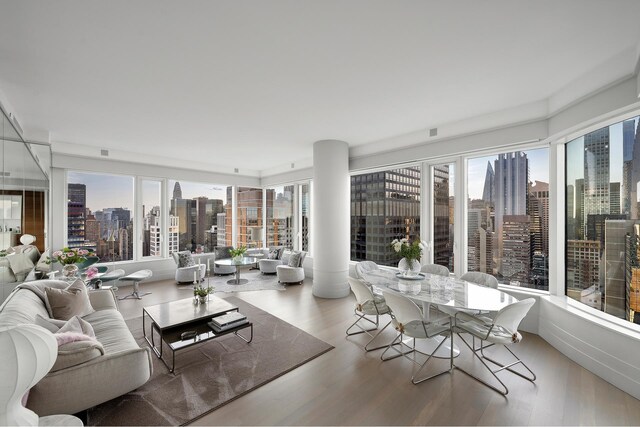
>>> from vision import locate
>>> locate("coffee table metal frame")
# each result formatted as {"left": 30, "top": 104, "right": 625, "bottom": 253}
{"left": 143, "top": 297, "right": 253, "bottom": 373}
{"left": 214, "top": 256, "right": 259, "bottom": 285}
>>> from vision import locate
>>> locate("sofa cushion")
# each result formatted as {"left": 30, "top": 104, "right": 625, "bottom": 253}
{"left": 51, "top": 337, "right": 104, "bottom": 372}
{"left": 177, "top": 251, "right": 195, "bottom": 267}
{"left": 6, "top": 252, "right": 35, "bottom": 282}
{"left": 82, "top": 309, "right": 140, "bottom": 354}
{"left": 288, "top": 251, "right": 302, "bottom": 267}
{"left": 0, "top": 257, "right": 17, "bottom": 283}
{"left": 45, "top": 279, "right": 95, "bottom": 320}
{"left": 34, "top": 314, "right": 66, "bottom": 333}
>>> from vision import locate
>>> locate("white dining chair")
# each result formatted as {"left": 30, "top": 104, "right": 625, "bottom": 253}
{"left": 452, "top": 298, "right": 536, "bottom": 395}
{"left": 346, "top": 277, "right": 393, "bottom": 352}
{"left": 421, "top": 264, "right": 450, "bottom": 277}
{"left": 354, "top": 261, "right": 379, "bottom": 280}
{"left": 461, "top": 271, "right": 499, "bottom": 289}
{"left": 381, "top": 290, "right": 452, "bottom": 384}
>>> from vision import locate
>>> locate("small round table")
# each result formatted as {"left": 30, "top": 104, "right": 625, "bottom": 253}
{"left": 215, "top": 257, "right": 259, "bottom": 285}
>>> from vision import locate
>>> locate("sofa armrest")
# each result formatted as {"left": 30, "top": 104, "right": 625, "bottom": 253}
{"left": 89, "top": 289, "right": 118, "bottom": 311}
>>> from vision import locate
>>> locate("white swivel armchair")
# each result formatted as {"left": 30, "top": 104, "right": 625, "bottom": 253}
{"left": 172, "top": 251, "right": 206, "bottom": 284}
{"left": 276, "top": 251, "right": 306, "bottom": 284}
{"left": 213, "top": 246, "right": 236, "bottom": 275}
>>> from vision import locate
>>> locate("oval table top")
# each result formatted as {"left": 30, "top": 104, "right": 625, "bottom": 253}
{"left": 214, "top": 257, "right": 259, "bottom": 266}
{"left": 361, "top": 269, "right": 518, "bottom": 313}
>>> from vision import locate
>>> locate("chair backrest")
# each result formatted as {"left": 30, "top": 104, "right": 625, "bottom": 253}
{"left": 19, "top": 234, "right": 36, "bottom": 245}
{"left": 355, "top": 261, "right": 379, "bottom": 279}
{"left": 461, "top": 271, "right": 499, "bottom": 289}
{"left": 382, "top": 290, "right": 423, "bottom": 325}
{"left": 493, "top": 298, "right": 535, "bottom": 335}
{"left": 348, "top": 277, "right": 374, "bottom": 304}
{"left": 421, "top": 264, "right": 450, "bottom": 277}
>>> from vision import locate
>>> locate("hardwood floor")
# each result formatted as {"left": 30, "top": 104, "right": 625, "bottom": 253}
{"left": 113, "top": 277, "right": 640, "bottom": 426}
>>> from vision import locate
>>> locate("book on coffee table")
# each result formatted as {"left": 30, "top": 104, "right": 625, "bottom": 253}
{"left": 211, "top": 311, "right": 247, "bottom": 327}
{"left": 207, "top": 318, "right": 248, "bottom": 333}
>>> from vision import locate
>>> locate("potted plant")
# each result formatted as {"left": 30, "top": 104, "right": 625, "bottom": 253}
{"left": 193, "top": 285, "right": 214, "bottom": 304}
{"left": 51, "top": 247, "right": 96, "bottom": 278}
{"left": 229, "top": 246, "right": 247, "bottom": 263}
{"left": 390, "top": 238, "right": 424, "bottom": 276}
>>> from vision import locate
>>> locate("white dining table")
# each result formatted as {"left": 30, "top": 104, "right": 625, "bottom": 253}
{"left": 360, "top": 269, "right": 519, "bottom": 358}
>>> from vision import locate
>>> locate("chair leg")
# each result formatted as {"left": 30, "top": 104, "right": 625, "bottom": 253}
{"left": 345, "top": 311, "right": 379, "bottom": 336}
{"left": 381, "top": 333, "right": 416, "bottom": 361}
{"left": 364, "top": 319, "right": 394, "bottom": 352}
{"left": 411, "top": 333, "right": 451, "bottom": 384}
{"left": 453, "top": 333, "right": 509, "bottom": 395}
{"left": 480, "top": 343, "right": 536, "bottom": 382}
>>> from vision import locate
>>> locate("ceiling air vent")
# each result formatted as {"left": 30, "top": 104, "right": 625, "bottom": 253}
{"left": 234, "top": 168, "right": 239, "bottom": 173}
{"left": 429, "top": 128, "right": 438, "bottom": 137}
{"left": 1, "top": 172, "right": 10, "bottom": 177}
{"left": 100, "top": 149, "right": 109, "bottom": 156}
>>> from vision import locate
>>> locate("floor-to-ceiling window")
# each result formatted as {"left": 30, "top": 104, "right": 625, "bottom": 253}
{"left": 565, "top": 115, "right": 640, "bottom": 324}
{"left": 141, "top": 179, "right": 162, "bottom": 257}
{"left": 350, "top": 166, "right": 421, "bottom": 267}
{"left": 266, "top": 185, "right": 294, "bottom": 248}
{"left": 168, "top": 180, "right": 228, "bottom": 253}
{"left": 67, "top": 171, "right": 134, "bottom": 262}
{"left": 236, "top": 187, "right": 263, "bottom": 248}
{"left": 432, "top": 163, "right": 455, "bottom": 272}
{"left": 466, "top": 148, "right": 550, "bottom": 290}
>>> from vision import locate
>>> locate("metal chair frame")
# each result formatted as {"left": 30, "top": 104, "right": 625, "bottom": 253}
{"left": 452, "top": 306, "right": 536, "bottom": 396}
{"left": 380, "top": 291, "right": 452, "bottom": 384}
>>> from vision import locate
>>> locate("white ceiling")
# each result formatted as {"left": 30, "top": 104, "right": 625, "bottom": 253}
{"left": 1, "top": 0, "right": 640, "bottom": 175}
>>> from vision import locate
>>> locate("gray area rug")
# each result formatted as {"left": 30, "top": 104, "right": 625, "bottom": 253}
{"left": 87, "top": 297, "right": 333, "bottom": 426}
{"left": 180, "top": 270, "right": 287, "bottom": 293}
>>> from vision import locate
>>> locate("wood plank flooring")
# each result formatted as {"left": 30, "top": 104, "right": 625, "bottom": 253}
{"left": 112, "top": 277, "right": 640, "bottom": 426}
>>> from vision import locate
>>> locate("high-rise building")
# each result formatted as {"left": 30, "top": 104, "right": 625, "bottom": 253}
{"left": 500, "top": 215, "right": 530, "bottom": 285}
{"left": 216, "top": 212, "right": 227, "bottom": 246}
{"left": 567, "top": 184, "right": 576, "bottom": 240}
{"left": 67, "top": 183, "right": 86, "bottom": 247}
{"left": 575, "top": 178, "right": 585, "bottom": 239}
{"left": 482, "top": 161, "right": 495, "bottom": 204}
{"left": 172, "top": 181, "right": 182, "bottom": 200}
{"left": 118, "top": 227, "right": 130, "bottom": 261}
{"left": 604, "top": 220, "right": 635, "bottom": 319}
{"left": 583, "top": 127, "right": 610, "bottom": 224}
{"left": 610, "top": 182, "right": 621, "bottom": 214}
{"left": 235, "top": 187, "right": 264, "bottom": 247}
{"left": 566, "top": 239, "right": 601, "bottom": 294}
{"left": 493, "top": 152, "right": 529, "bottom": 273}
{"left": 84, "top": 212, "right": 100, "bottom": 246}
{"left": 350, "top": 167, "right": 420, "bottom": 266}
{"left": 624, "top": 224, "right": 640, "bottom": 323}
{"left": 622, "top": 119, "right": 636, "bottom": 215}
{"left": 586, "top": 213, "right": 626, "bottom": 254}
{"left": 433, "top": 165, "right": 452, "bottom": 270}
{"left": 530, "top": 180, "right": 549, "bottom": 257}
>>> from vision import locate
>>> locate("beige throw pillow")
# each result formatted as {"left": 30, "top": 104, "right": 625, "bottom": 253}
{"left": 6, "top": 252, "right": 35, "bottom": 281}
{"left": 44, "top": 279, "right": 95, "bottom": 320}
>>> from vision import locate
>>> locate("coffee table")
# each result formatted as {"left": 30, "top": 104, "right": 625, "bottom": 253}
{"left": 143, "top": 296, "right": 253, "bottom": 373}
{"left": 215, "top": 256, "right": 259, "bottom": 285}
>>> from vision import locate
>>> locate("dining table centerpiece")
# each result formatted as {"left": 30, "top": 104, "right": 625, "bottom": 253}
{"left": 229, "top": 246, "right": 247, "bottom": 263}
{"left": 52, "top": 247, "right": 96, "bottom": 278}
{"left": 390, "top": 238, "right": 424, "bottom": 277}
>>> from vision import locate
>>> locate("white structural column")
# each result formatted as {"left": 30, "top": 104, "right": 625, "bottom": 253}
{"left": 312, "top": 140, "right": 351, "bottom": 298}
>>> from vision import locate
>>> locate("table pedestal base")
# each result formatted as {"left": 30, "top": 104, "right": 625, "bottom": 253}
{"left": 402, "top": 335, "right": 460, "bottom": 359}
{"left": 227, "top": 278, "right": 249, "bottom": 285}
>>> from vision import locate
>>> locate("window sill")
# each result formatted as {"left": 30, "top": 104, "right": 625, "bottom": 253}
{"left": 543, "top": 294, "right": 640, "bottom": 339}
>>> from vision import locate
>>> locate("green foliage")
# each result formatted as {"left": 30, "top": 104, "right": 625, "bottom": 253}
{"left": 193, "top": 285, "right": 214, "bottom": 297}
{"left": 229, "top": 246, "right": 247, "bottom": 258}
{"left": 390, "top": 238, "right": 422, "bottom": 261}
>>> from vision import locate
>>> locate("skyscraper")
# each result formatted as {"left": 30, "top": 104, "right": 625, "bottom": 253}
{"left": 583, "top": 127, "right": 610, "bottom": 224}
{"left": 566, "top": 239, "right": 601, "bottom": 292}
{"left": 610, "top": 182, "right": 621, "bottom": 214}
{"left": 482, "top": 161, "right": 494, "bottom": 205}
{"left": 67, "top": 183, "right": 86, "bottom": 247}
{"left": 493, "top": 152, "right": 529, "bottom": 273}
{"left": 350, "top": 167, "right": 421, "bottom": 266}
{"left": 530, "top": 180, "right": 549, "bottom": 257}
{"left": 622, "top": 119, "right": 635, "bottom": 215}
{"left": 173, "top": 181, "right": 182, "bottom": 200}
{"left": 575, "top": 178, "right": 585, "bottom": 239}
{"left": 604, "top": 220, "right": 635, "bottom": 319}
{"left": 500, "top": 215, "right": 530, "bottom": 285}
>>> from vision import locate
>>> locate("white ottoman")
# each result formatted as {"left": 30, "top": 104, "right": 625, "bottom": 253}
{"left": 118, "top": 269, "right": 153, "bottom": 300}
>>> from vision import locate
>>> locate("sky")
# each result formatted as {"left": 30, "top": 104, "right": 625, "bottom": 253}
{"left": 467, "top": 147, "right": 550, "bottom": 200}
